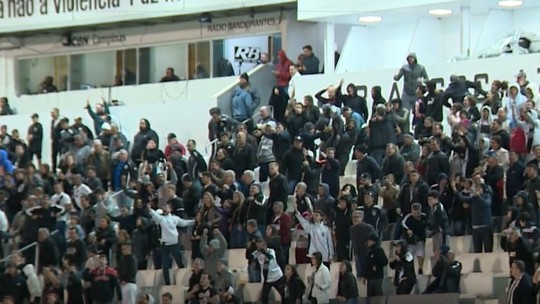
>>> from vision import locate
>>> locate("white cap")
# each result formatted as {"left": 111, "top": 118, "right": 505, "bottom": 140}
{"left": 101, "top": 122, "right": 111, "bottom": 131}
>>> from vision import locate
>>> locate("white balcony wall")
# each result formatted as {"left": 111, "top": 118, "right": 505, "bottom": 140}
{"left": 337, "top": 7, "right": 540, "bottom": 72}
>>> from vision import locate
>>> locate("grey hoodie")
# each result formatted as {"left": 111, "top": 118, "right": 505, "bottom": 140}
{"left": 201, "top": 231, "right": 228, "bottom": 278}
{"left": 394, "top": 53, "right": 429, "bottom": 96}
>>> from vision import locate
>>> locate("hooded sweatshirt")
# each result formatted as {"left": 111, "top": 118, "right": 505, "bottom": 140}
{"left": 275, "top": 50, "right": 293, "bottom": 87}
{"left": 505, "top": 82, "right": 527, "bottom": 126}
{"left": 200, "top": 231, "right": 227, "bottom": 278}
{"left": 478, "top": 105, "right": 493, "bottom": 139}
{"left": 371, "top": 86, "right": 386, "bottom": 115}
{"left": 23, "top": 264, "right": 42, "bottom": 298}
{"left": 344, "top": 83, "right": 369, "bottom": 119}
{"left": 394, "top": 53, "right": 429, "bottom": 96}
{"left": 295, "top": 210, "right": 334, "bottom": 262}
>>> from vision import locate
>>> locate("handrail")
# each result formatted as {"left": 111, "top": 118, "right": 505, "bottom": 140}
{"left": 1, "top": 230, "right": 59, "bottom": 268}
{"left": 205, "top": 138, "right": 219, "bottom": 159}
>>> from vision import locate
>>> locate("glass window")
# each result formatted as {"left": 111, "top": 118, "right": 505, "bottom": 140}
{"left": 189, "top": 41, "right": 211, "bottom": 80}
{"left": 139, "top": 44, "right": 188, "bottom": 84}
{"left": 17, "top": 55, "right": 68, "bottom": 95}
{"left": 69, "top": 51, "right": 116, "bottom": 90}
{"left": 114, "top": 49, "right": 137, "bottom": 86}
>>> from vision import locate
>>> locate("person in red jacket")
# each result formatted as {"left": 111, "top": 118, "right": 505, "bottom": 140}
{"left": 271, "top": 201, "right": 292, "bottom": 266}
{"left": 273, "top": 50, "right": 292, "bottom": 96}
{"left": 83, "top": 254, "right": 122, "bottom": 303}
{"left": 164, "top": 133, "right": 186, "bottom": 159}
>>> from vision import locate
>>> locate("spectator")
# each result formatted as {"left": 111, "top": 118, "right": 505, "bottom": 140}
{"left": 441, "top": 75, "right": 479, "bottom": 106}
{"left": 0, "top": 97, "right": 13, "bottom": 116}
{"left": 37, "top": 228, "right": 59, "bottom": 269}
{"left": 252, "top": 237, "right": 286, "bottom": 304}
{"left": 288, "top": 65, "right": 302, "bottom": 101}
{"left": 299, "top": 45, "right": 320, "bottom": 75}
{"left": 307, "top": 251, "right": 331, "bottom": 304}
{"left": 382, "top": 143, "right": 405, "bottom": 184}
{"left": 269, "top": 87, "right": 288, "bottom": 124}
{"left": 215, "top": 259, "right": 236, "bottom": 293}
{"left": 503, "top": 228, "right": 535, "bottom": 276}
{"left": 147, "top": 202, "right": 194, "bottom": 284}
{"left": 65, "top": 227, "right": 86, "bottom": 270}
{"left": 164, "top": 133, "right": 186, "bottom": 158}
{"left": 284, "top": 265, "right": 306, "bottom": 304}
{"left": 402, "top": 202, "right": 429, "bottom": 275}
{"left": 40, "top": 76, "right": 58, "bottom": 93}
{"left": 26, "top": 113, "right": 43, "bottom": 166}
{"left": 187, "top": 139, "right": 207, "bottom": 184}
{"left": 160, "top": 67, "right": 180, "bottom": 82}
{"left": 131, "top": 119, "right": 159, "bottom": 165}
{"left": 232, "top": 132, "right": 256, "bottom": 182}
{"left": 424, "top": 246, "right": 462, "bottom": 294}
{"left": 425, "top": 138, "right": 450, "bottom": 186}
{"left": 257, "top": 121, "right": 277, "bottom": 182}
{"left": 337, "top": 260, "right": 359, "bottom": 303}
{"left": 83, "top": 254, "right": 122, "bottom": 304}
{"left": 200, "top": 227, "right": 227, "bottom": 279}
{"left": 245, "top": 219, "right": 263, "bottom": 282}
{"left": 391, "top": 99, "right": 410, "bottom": 145}
{"left": 389, "top": 240, "right": 416, "bottom": 295}
{"left": 354, "top": 146, "right": 382, "bottom": 184}
{"left": 271, "top": 201, "right": 292, "bottom": 265}
{"left": 315, "top": 79, "right": 343, "bottom": 108}
{"left": 350, "top": 210, "right": 377, "bottom": 279}
{"left": 343, "top": 83, "right": 369, "bottom": 120}
{"left": 369, "top": 104, "right": 397, "bottom": 165}
{"left": 427, "top": 191, "right": 449, "bottom": 261}
{"left": 294, "top": 205, "right": 334, "bottom": 266}
{"left": 334, "top": 195, "right": 352, "bottom": 261}
{"left": 506, "top": 260, "right": 533, "bottom": 304}
{"left": 393, "top": 53, "right": 429, "bottom": 110}
{"left": 274, "top": 50, "right": 292, "bottom": 92}
{"left": 452, "top": 180, "right": 493, "bottom": 253}
{"left": 365, "top": 234, "right": 388, "bottom": 297}
{"left": 118, "top": 242, "right": 138, "bottom": 304}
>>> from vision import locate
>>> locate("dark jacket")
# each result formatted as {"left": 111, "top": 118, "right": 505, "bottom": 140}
{"left": 369, "top": 114, "right": 396, "bottom": 149}
{"left": 350, "top": 222, "right": 377, "bottom": 257}
{"left": 389, "top": 251, "right": 416, "bottom": 287}
{"left": 456, "top": 191, "right": 492, "bottom": 227}
{"left": 337, "top": 261, "right": 359, "bottom": 299}
{"left": 382, "top": 153, "right": 405, "bottom": 185}
{"left": 131, "top": 120, "right": 159, "bottom": 163}
{"left": 425, "top": 150, "right": 450, "bottom": 186}
{"left": 398, "top": 180, "right": 429, "bottom": 214}
{"left": 506, "top": 161, "right": 525, "bottom": 199}
{"left": 402, "top": 213, "right": 429, "bottom": 243}
{"left": 27, "top": 122, "right": 43, "bottom": 152}
{"left": 302, "top": 54, "right": 320, "bottom": 75}
{"left": 281, "top": 147, "right": 305, "bottom": 181}
{"left": 430, "top": 202, "right": 449, "bottom": 234}
{"left": 117, "top": 254, "right": 138, "bottom": 283}
{"left": 266, "top": 131, "right": 291, "bottom": 163}
{"left": 344, "top": 84, "right": 369, "bottom": 120}
{"left": 315, "top": 85, "right": 343, "bottom": 108}
{"left": 232, "top": 143, "right": 256, "bottom": 179}
{"left": 84, "top": 267, "right": 122, "bottom": 302}
{"left": 39, "top": 238, "right": 59, "bottom": 268}
{"left": 356, "top": 155, "right": 382, "bottom": 182}
{"left": 314, "top": 183, "right": 336, "bottom": 223}
{"left": 285, "top": 274, "right": 306, "bottom": 304}
{"left": 506, "top": 237, "right": 535, "bottom": 276}
{"left": 507, "top": 273, "right": 534, "bottom": 304}
{"left": 366, "top": 243, "right": 389, "bottom": 280}
{"left": 65, "top": 239, "right": 87, "bottom": 269}
{"left": 425, "top": 256, "right": 462, "bottom": 293}
{"left": 441, "top": 79, "right": 479, "bottom": 105}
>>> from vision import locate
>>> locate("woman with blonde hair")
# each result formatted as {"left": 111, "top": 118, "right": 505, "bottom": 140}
{"left": 229, "top": 191, "right": 246, "bottom": 248}
{"left": 201, "top": 192, "right": 222, "bottom": 228}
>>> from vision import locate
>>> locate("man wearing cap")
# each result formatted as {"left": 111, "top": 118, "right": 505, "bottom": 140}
{"left": 231, "top": 75, "right": 255, "bottom": 122}
{"left": 400, "top": 133, "right": 420, "bottom": 163}
{"left": 394, "top": 53, "right": 429, "bottom": 111}
{"left": 27, "top": 113, "right": 43, "bottom": 166}
{"left": 365, "top": 233, "right": 388, "bottom": 296}
{"left": 357, "top": 172, "right": 379, "bottom": 207}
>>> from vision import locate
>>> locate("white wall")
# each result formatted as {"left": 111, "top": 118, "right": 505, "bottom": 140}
{"left": 337, "top": 7, "right": 540, "bottom": 73}
{"left": 148, "top": 44, "right": 189, "bottom": 82}
{"left": 223, "top": 35, "right": 269, "bottom": 75}
{"left": 77, "top": 51, "right": 116, "bottom": 88}
{"left": 18, "top": 57, "right": 56, "bottom": 94}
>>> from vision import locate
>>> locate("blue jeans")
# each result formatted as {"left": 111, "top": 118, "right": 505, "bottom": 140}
{"left": 287, "top": 179, "right": 298, "bottom": 194}
{"left": 248, "top": 261, "right": 261, "bottom": 282}
{"left": 259, "top": 162, "right": 270, "bottom": 182}
{"left": 354, "top": 255, "right": 367, "bottom": 278}
{"left": 229, "top": 226, "right": 247, "bottom": 249}
{"left": 160, "top": 243, "right": 184, "bottom": 285}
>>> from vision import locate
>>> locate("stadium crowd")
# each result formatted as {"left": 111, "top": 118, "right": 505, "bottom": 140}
{"left": 0, "top": 51, "right": 540, "bottom": 304}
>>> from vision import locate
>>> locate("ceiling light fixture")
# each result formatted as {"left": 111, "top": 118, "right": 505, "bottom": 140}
{"left": 428, "top": 9, "right": 453, "bottom": 16}
{"left": 358, "top": 16, "right": 383, "bottom": 23}
{"left": 498, "top": 0, "right": 523, "bottom": 8}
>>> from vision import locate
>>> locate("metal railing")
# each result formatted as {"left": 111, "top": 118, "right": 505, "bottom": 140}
{"left": 1, "top": 230, "right": 59, "bottom": 270}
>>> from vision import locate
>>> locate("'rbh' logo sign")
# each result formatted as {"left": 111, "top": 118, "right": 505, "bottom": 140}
{"left": 234, "top": 46, "right": 261, "bottom": 63}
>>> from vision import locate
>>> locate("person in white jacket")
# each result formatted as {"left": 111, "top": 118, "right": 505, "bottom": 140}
{"left": 22, "top": 264, "right": 42, "bottom": 303}
{"left": 294, "top": 205, "right": 334, "bottom": 265}
{"left": 307, "top": 252, "right": 332, "bottom": 304}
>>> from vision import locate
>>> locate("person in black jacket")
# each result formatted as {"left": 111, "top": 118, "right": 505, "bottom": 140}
{"left": 286, "top": 103, "right": 308, "bottom": 139}
{"left": 371, "top": 86, "right": 387, "bottom": 115}
{"left": 507, "top": 260, "right": 534, "bottom": 304}
{"left": 65, "top": 227, "right": 86, "bottom": 270}
{"left": 0, "top": 262, "right": 28, "bottom": 304}
{"left": 334, "top": 195, "right": 353, "bottom": 261}
{"left": 424, "top": 246, "right": 462, "bottom": 294}
{"left": 267, "top": 162, "right": 289, "bottom": 224}
{"left": 389, "top": 240, "right": 416, "bottom": 295}
{"left": 382, "top": 143, "right": 405, "bottom": 184}
{"left": 281, "top": 137, "right": 305, "bottom": 193}
{"left": 365, "top": 234, "right": 388, "bottom": 297}
{"left": 369, "top": 105, "right": 397, "bottom": 165}
{"left": 344, "top": 83, "right": 369, "bottom": 120}
{"left": 424, "top": 81, "right": 443, "bottom": 122}
{"left": 354, "top": 146, "right": 382, "bottom": 183}
{"left": 507, "top": 151, "right": 525, "bottom": 200}
{"left": 131, "top": 118, "right": 159, "bottom": 165}
{"left": 232, "top": 132, "right": 256, "bottom": 180}
{"left": 337, "top": 260, "right": 359, "bottom": 303}
{"left": 284, "top": 265, "right": 306, "bottom": 304}
{"left": 301, "top": 152, "right": 321, "bottom": 197}
{"left": 118, "top": 242, "right": 138, "bottom": 303}
{"left": 401, "top": 202, "right": 429, "bottom": 275}
{"left": 425, "top": 137, "right": 450, "bottom": 187}
{"left": 37, "top": 228, "right": 59, "bottom": 270}
{"left": 320, "top": 148, "right": 340, "bottom": 198}
{"left": 504, "top": 228, "right": 535, "bottom": 276}
{"left": 27, "top": 113, "right": 43, "bottom": 166}
{"left": 428, "top": 191, "right": 449, "bottom": 261}
{"left": 441, "top": 75, "right": 480, "bottom": 106}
